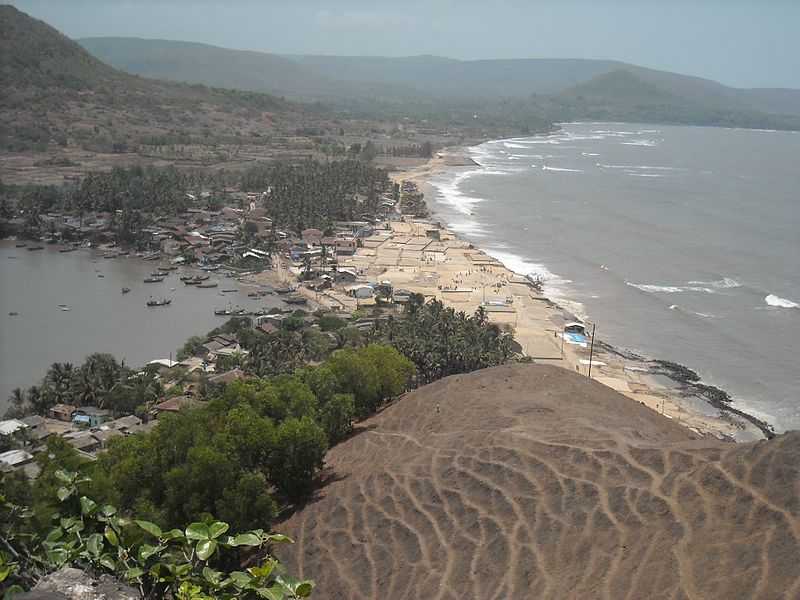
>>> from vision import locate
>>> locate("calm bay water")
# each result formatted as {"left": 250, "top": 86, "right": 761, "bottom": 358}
{"left": 0, "top": 244, "right": 282, "bottom": 409}
{"left": 430, "top": 123, "right": 800, "bottom": 432}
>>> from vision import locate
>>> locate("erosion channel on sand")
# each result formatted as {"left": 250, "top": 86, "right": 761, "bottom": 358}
{"left": 277, "top": 365, "right": 800, "bottom": 599}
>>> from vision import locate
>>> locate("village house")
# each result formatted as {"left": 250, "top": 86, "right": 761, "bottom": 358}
{"left": 208, "top": 368, "right": 246, "bottom": 386}
{"left": 103, "top": 415, "right": 143, "bottom": 433}
{"left": 72, "top": 407, "right": 112, "bottom": 428}
{"left": 64, "top": 431, "right": 101, "bottom": 454}
{"left": 20, "top": 415, "right": 51, "bottom": 442}
{"left": 152, "top": 396, "right": 200, "bottom": 418}
{"left": 0, "top": 449, "right": 36, "bottom": 477}
{"left": 0, "top": 419, "right": 26, "bottom": 437}
{"left": 49, "top": 403, "right": 76, "bottom": 422}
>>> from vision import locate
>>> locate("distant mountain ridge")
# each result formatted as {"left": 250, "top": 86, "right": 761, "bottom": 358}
{"left": 79, "top": 37, "right": 800, "bottom": 127}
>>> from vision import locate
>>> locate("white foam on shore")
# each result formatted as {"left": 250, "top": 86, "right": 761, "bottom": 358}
{"left": 542, "top": 166, "right": 583, "bottom": 173}
{"left": 598, "top": 163, "right": 685, "bottom": 171}
{"left": 627, "top": 282, "right": 716, "bottom": 294}
{"left": 765, "top": 294, "right": 799, "bottom": 308}
{"left": 629, "top": 173, "right": 664, "bottom": 178}
{"left": 622, "top": 139, "right": 660, "bottom": 147}
{"left": 582, "top": 152, "right": 600, "bottom": 157}
{"left": 688, "top": 277, "right": 741, "bottom": 289}
{"left": 482, "top": 248, "right": 585, "bottom": 317}
{"left": 503, "top": 142, "right": 529, "bottom": 149}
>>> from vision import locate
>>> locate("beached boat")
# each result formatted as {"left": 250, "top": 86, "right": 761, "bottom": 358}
{"left": 195, "top": 274, "right": 210, "bottom": 281}
{"left": 150, "top": 271, "right": 166, "bottom": 278}
{"left": 143, "top": 277, "right": 164, "bottom": 283}
{"left": 146, "top": 298, "right": 172, "bottom": 307}
{"left": 274, "top": 287, "right": 294, "bottom": 295}
{"left": 180, "top": 275, "right": 196, "bottom": 282}
{"left": 103, "top": 253, "right": 117, "bottom": 259}
{"left": 27, "top": 246, "right": 44, "bottom": 251}
{"left": 142, "top": 253, "right": 161, "bottom": 261}
{"left": 283, "top": 294, "right": 308, "bottom": 305}
{"left": 197, "top": 282, "right": 218, "bottom": 289}
{"left": 15, "top": 243, "right": 27, "bottom": 248}
{"left": 200, "top": 265, "right": 220, "bottom": 271}
{"left": 158, "top": 266, "right": 177, "bottom": 272}
{"left": 59, "top": 247, "right": 77, "bottom": 253}
{"left": 121, "top": 287, "right": 131, "bottom": 294}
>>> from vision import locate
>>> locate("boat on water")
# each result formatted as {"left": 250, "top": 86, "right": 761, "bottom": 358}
{"left": 103, "top": 253, "right": 117, "bottom": 259}
{"left": 15, "top": 242, "right": 27, "bottom": 248}
{"left": 180, "top": 275, "right": 196, "bottom": 282}
{"left": 147, "top": 298, "right": 172, "bottom": 307}
{"left": 195, "top": 274, "right": 210, "bottom": 281}
{"left": 97, "top": 274, "right": 105, "bottom": 278}
{"left": 121, "top": 287, "right": 131, "bottom": 294}
{"left": 158, "top": 266, "right": 177, "bottom": 272}
{"left": 144, "top": 277, "right": 164, "bottom": 283}
{"left": 149, "top": 271, "right": 167, "bottom": 278}
{"left": 221, "top": 288, "right": 238, "bottom": 293}
{"left": 197, "top": 282, "right": 218, "bottom": 289}
{"left": 27, "top": 246, "right": 45, "bottom": 251}
{"left": 59, "top": 247, "right": 77, "bottom": 253}
{"left": 8, "top": 312, "right": 18, "bottom": 316}
{"left": 274, "top": 287, "right": 294, "bottom": 294}
{"left": 184, "top": 279, "right": 200, "bottom": 286}
{"left": 58, "top": 304, "right": 70, "bottom": 311}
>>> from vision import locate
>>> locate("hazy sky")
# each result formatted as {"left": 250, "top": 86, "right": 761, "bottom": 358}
{"left": 10, "top": 0, "right": 800, "bottom": 88}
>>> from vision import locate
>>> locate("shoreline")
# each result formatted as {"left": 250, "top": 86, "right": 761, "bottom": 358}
{"left": 381, "top": 144, "right": 774, "bottom": 441}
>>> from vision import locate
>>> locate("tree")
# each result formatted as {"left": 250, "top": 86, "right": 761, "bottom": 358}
{"left": 327, "top": 348, "right": 380, "bottom": 418}
{"left": 268, "top": 417, "right": 327, "bottom": 501}
{"left": 216, "top": 471, "right": 278, "bottom": 531}
{"left": 319, "top": 393, "right": 355, "bottom": 445}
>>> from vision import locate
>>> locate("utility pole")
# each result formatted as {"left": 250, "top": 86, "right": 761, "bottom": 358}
{"left": 587, "top": 323, "right": 596, "bottom": 378}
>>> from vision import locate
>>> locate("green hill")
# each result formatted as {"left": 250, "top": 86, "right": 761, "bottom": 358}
{"left": 0, "top": 6, "right": 300, "bottom": 153}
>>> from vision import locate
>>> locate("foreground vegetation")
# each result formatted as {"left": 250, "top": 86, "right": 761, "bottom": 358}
{"left": 1, "top": 470, "right": 313, "bottom": 599}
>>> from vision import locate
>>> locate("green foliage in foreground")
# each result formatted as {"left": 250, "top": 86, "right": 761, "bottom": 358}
{"left": 0, "top": 470, "right": 313, "bottom": 599}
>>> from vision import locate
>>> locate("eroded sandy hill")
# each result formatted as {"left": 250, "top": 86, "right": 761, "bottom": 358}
{"left": 278, "top": 364, "right": 800, "bottom": 600}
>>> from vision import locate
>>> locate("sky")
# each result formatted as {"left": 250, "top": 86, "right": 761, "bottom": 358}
{"left": 9, "top": 0, "right": 800, "bottom": 89}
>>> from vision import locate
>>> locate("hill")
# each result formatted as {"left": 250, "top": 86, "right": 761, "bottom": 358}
{"left": 277, "top": 364, "right": 800, "bottom": 599}
{"left": 0, "top": 6, "right": 305, "bottom": 154}
{"left": 78, "top": 38, "right": 800, "bottom": 129}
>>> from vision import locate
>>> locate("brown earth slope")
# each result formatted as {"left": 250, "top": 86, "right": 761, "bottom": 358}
{"left": 278, "top": 364, "right": 800, "bottom": 600}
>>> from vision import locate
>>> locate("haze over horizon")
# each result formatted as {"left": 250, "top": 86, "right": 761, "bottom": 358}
{"left": 7, "top": 0, "right": 800, "bottom": 90}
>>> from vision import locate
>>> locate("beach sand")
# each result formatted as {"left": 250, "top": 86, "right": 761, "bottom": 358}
{"left": 254, "top": 148, "right": 765, "bottom": 441}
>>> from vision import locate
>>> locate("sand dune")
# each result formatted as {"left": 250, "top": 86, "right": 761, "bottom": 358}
{"left": 278, "top": 364, "right": 799, "bottom": 599}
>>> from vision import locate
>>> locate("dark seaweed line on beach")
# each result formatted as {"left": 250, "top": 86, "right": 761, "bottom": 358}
{"left": 595, "top": 340, "right": 775, "bottom": 439}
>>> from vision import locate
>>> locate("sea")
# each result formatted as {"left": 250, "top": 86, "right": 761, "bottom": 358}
{"left": 0, "top": 245, "right": 283, "bottom": 410}
{"left": 429, "top": 123, "right": 800, "bottom": 432}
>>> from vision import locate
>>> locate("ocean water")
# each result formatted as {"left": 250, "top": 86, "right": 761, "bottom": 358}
{"left": 0, "top": 244, "right": 283, "bottom": 410}
{"left": 430, "top": 123, "right": 800, "bottom": 432}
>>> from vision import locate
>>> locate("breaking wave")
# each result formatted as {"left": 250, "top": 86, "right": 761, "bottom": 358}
{"left": 687, "top": 278, "right": 741, "bottom": 289}
{"left": 765, "top": 294, "right": 799, "bottom": 309}
{"left": 626, "top": 282, "right": 716, "bottom": 294}
{"left": 542, "top": 166, "right": 583, "bottom": 173}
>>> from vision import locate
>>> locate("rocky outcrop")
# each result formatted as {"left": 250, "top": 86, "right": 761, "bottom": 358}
{"left": 16, "top": 568, "right": 138, "bottom": 600}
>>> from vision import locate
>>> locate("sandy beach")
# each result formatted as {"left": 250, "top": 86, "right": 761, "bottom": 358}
{"left": 248, "top": 147, "right": 767, "bottom": 441}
